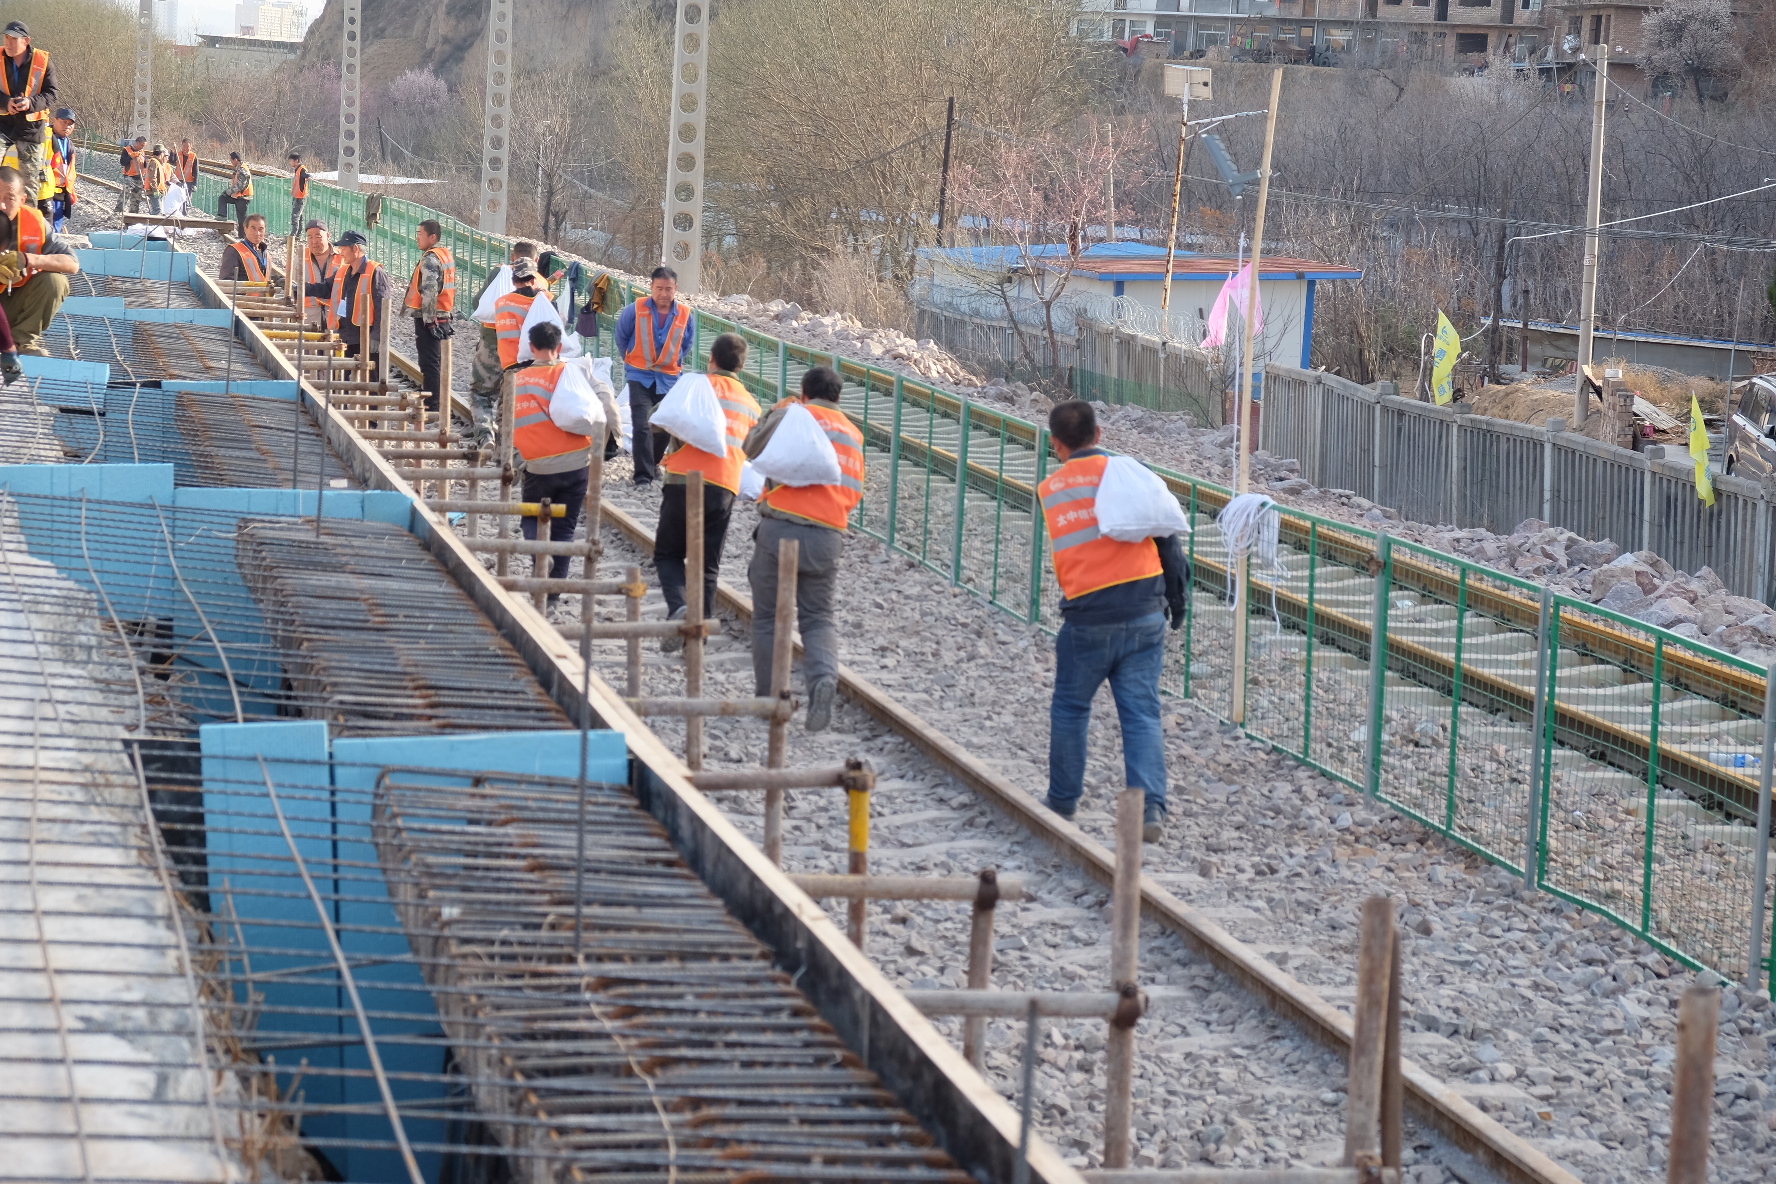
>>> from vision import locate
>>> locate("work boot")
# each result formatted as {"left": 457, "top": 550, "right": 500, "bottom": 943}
{"left": 1142, "top": 800, "right": 1165, "bottom": 843}
{"left": 0, "top": 351, "right": 20, "bottom": 385}
{"left": 660, "top": 605, "right": 687, "bottom": 654}
{"left": 805, "top": 675, "right": 837, "bottom": 733}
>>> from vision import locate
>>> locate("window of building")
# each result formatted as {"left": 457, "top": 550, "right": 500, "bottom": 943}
{"left": 1385, "top": 0, "right": 1404, "bottom": 6}
{"left": 1196, "top": 19, "right": 1229, "bottom": 46}
{"left": 1412, "top": 0, "right": 1431, "bottom": 9}
{"left": 1456, "top": 31, "right": 1488, "bottom": 52}
{"left": 1457, "top": 0, "right": 1489, "bottom": 7}
{"left": 1157, "top": 0, "right": 1181, "bottom": 10}
{"left": 1111, "top": 18, "right": 1127, "bottom": 38}
{"left": 1296, "top": 22, "right": 1315, "bottom": 44}
{"left": 1567, "top": 15, "right": 1580, "bottom": 33}
{"left": 1324, "top": 25, "right": 1353, "bottom": 48}
{"left": 1127, "top": 19, "right": 1149, "bottom": 34}
{"left": 1075, "top": 18, "right": 1107, "bottom": 37}
{"left": 1589, "top": 13, "right": 1607, "bottom": 43}
{"left": 1112, "top": 0, "right": 1128, "bottom": 9}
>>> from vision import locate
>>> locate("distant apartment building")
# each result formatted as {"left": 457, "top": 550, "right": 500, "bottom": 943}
{"left": 1075, "top": 0, "right": 1553, "bottom": 68}
{"left": 234, "top": 0, "right": 307, "bottom": 41}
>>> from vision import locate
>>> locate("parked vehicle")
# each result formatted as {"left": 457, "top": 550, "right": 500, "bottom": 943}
{"left": 1724, "top": 375, "right": 1776, "bottom": 478}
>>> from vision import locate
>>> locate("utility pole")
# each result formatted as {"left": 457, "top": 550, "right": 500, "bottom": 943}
{"left": 1573, "top": 43, "right": 1608, "bottom": 427}
{"left": 337, "top": 0, "right": 362, "bottom": 191}
{"left": 478, "top": 0, "right": 513, "bottom": 233}
{"left": 935, "top": 97, "right": 955, "bottom": 248}
{"left": 133, "top": 0, "right": 152, "bottom": 144}
{"left": 1160, "top": 65, "right": 1211, "bottom": 341}
{"left": 661, "top": 0, "right": 711, "bottom": 293}
{"left": 1230, "top": 65, "right": 1282, "bottom": 729}
{"left": 1104, "top": 123, "right": 1116, "bottom": 243}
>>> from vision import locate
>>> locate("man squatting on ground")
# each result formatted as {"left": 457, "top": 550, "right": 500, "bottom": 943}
{"left": 0, "top": 163, "right": 76, "bottom": 370}
{"left": 654, "top": 333, "right": 761, "bottom": 652}
{"left": 1039, "top": 399, "right": 1189, "bottom": 843}
{"left": 742, "top": 365, "right": 866, "bottom": 733}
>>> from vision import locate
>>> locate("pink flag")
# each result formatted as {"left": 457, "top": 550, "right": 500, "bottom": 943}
{"left": 1199, "top": 262, "right": 1264, "bottom": 349}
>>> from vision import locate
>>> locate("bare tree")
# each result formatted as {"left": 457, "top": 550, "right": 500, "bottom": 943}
{"left": 1643, "top": 0, "right": 1742, "bottom": 102}
{"left": 954, "top": 123, "right": 1127, "bottom": 381}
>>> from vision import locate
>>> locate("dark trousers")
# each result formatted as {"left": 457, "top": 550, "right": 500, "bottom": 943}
{"left": 655, "top": 481, "right": 735, "bottom": 617}
{"left": 628, "top": 381, "right": 671, "bottom": 483}
{"left": 290, "top": 196, "right": 306, "bottom": 239}
{"left": 343, "top": 337, "right": 382, "bottom": 385}
{"left": 218, "top": 195, "right": 250, "bottom": 237}
{"left": 520, "top": 467, "right": 590, "bottom": 581}
{"left": 414, "top": 319, "right": 443, "bottom": 412}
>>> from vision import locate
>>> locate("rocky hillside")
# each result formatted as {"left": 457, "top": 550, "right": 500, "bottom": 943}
{"left": 298, "top": 0, "right": 618, "bottom": 94}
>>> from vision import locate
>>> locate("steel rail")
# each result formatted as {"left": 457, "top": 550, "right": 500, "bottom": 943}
{"left": 596, "top": 495, "right": 1582, "bottom": 1184}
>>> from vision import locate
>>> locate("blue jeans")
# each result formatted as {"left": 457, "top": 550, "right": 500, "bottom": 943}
{"left": 1048, "top": 612, "right": 1167, "bottom": 813}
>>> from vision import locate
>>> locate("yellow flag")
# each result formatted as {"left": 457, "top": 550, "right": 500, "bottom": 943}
{"left": 1689, "top": 394, "right": 1715, "bottom": 508}
{"left": 1430, "top": 311, "right": 1461, "bottom": 406}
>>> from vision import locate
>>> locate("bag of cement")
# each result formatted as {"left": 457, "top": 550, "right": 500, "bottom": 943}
{"left": 619, "top": 383, "right": 636, "bottom": 454}
{"left": 739, "top": 460, "right": 765, "bottom": 502}
{"left": 516, "top": 292, "right": 581, "bottom": 363}
{"left": 650, "top": 372, "right": 729, "bottom": 456}
{"left": 752, "top": 402, "right": 841, "bottom": 488}
{"left": 1094, "top": 455, "right": 1188, "bottom": 542}
{"left": 566, "top": 357, "right": 621, "bottom": 447}
{"left": 472, "top": 265, "right": 514, "bottom": 325}
{"left": 546, "top": 360, "right": 607, "bottom": 437}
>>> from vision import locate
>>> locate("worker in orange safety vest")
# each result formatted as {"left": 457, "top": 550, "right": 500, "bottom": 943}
{"left": 1036, "top": 400, "right": 1189, "bottom": 842}
{"left": 654, "top": 331, "right": 761, "bottom": 654}
{"left": 741, "top": 364, "right": 865, "bottom": 733}
{"left": 511, "top": 320, "right": 616, "bottom": 595}
{"left": 405, "top": 218, "right": 457, "bottom": 412}
{"left": 615, "top": 264, "right": 695, "bottom": 486}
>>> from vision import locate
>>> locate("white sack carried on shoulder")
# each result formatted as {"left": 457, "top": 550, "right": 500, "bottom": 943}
{"left": 650, "top": 372, "right": 729, "bottom": 456}
{"left": 739, "top": 460, "right": 765, "bottom": 502}
{"left": 547, "top": 360, "right": 608, "bottom": 437}
{"left": 751, "top": 402, "right": 842, "bottom": 488}
{"left": 517, "top": 294, "right": 580, "bottom": 363}
{"left": 1094, "top": 455, "right": 1189, "bottom": 542}
{"left": 619, "top": 384, "right": 635, "bottom": 454}
{"left": 472, "top": 265, "right": 515, "bottom": 325}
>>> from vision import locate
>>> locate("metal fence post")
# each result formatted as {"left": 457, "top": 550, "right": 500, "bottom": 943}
{"left": 886, "top": 375, "right": 904, "bottom": 548}
{"left": 1364, "top": 530, "right": 1391, "bottom": 799}
{"left": 1524, "top": 585, "right": 1553, "bottom": 889}
{"left": 952, "top": 400, "right": 971, "bottom": 584}
{"left": 1541, "top": 423, "right": 1554, "bottom": 524}
{"left": 1750, "top": 661, "right": 1776, "bottom": 987}
{"left": 1028, "top": 430, "right": 1050, "bottom": 626}
{"left": 1369, "top": 386, "right": 1382, "bottom": 502}
{"left": 1641, "top": 462, "right": 1654, "bottom": 555}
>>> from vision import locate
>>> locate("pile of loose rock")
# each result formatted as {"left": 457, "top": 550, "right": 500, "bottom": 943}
{"left": 699, "top": 292, "right": 983, "bottom": 389}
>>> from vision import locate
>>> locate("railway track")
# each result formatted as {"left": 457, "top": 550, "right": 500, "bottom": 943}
{"left": 208, "top": 271, "right": 1738, "bottom": 1183}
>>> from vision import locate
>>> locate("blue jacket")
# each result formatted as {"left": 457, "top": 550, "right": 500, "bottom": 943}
{"left": 615, "top": 298, "right": 696, "bottom": 392}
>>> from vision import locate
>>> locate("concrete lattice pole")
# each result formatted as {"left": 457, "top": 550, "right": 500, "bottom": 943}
{"left": 662, "top": 0, "right": 711, "bottom": 293}
{"left": 1573, "top": 43, "right": 1608, "bottom": 427}
{"left": 133, "top": 0, "right": 152, "bottom": 143}
{"left": 338, "top": 0, "right": 362, "bottom": 192}
{"left": 479, "top": 0, "right": 512, "bottom": 233}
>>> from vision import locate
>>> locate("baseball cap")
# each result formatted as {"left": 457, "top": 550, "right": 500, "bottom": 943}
{"left": 333, "top": 230, "right": 367, "bottom": 248}
{"left": 4, "top": 21, "right": 28, "bottom": 38}
{"left": 510, "top": 258, "right": 537, "bottom": 281}
{"left": 52, "top": 107, "right": 74, "bottom": 122}
{"left": 304, "top": 219, "right": 327, "bottom": 232}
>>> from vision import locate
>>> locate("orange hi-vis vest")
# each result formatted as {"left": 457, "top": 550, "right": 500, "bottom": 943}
{"left": 494, "top": 288, "right": 540, "bottom": 369}
{"left": 175, "top": 149, "right": 198, "bottom": 186}
{"left": 1038, "top": 453, "right": 1164, "bottom": 600}
{"left": 305, "top": 250, "right": 340, "bottom": 318}
{"left": 1, "top": 49, "right": 49, "bottom": 122}
{"left": 8, "top": 203, "right": 45, "bottom": 289}
{"left": 228, "top": 242, "right": 268, "bottom": 284}
{"left": 625, "top": 297, "right": 691, "bottom": 377}
{"left": 143, "top": 156, "right": 170, "bottom": 195}
{"left": 512, "top": 362, "right": 590, "bottom": 465}
{"left": 328, "top": 259, "right": 384, "bottom": 334}
{"left": 49, "top": 137, "right": 73, "bottom": 195}
{"left": 404, "top": 245, "right": 457, "bottom": 315}
{"left": 662, "top": 373, "right": 761, "bottom": 495}
{"left": 291, "top": 165, "right": 308, "bottom": 199}
{"left": 758, "top": 402, "right": 866, "bottom": 531}
{"left": 122, "top": 143, "right": 143, "bottom": 178}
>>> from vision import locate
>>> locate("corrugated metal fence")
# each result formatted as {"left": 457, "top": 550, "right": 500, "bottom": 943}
{"left": 1261, "top": 363, "right": 1776, "bottom": 602}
